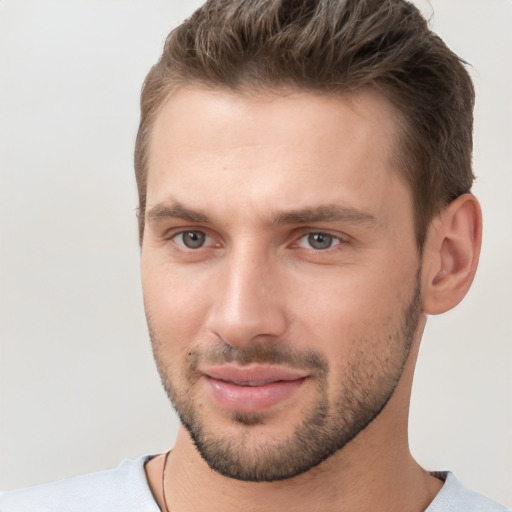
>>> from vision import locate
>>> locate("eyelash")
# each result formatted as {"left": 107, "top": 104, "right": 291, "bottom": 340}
{"left": 168, "top": 229, "right": 346, "bottom": 252}
{"left": 295, "top": 232, "right": 343, "bottom": 251}
{"left": 171, "top": 230, "right": 216, "bottom": 250}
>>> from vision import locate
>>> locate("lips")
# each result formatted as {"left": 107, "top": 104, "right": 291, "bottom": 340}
{"left": 202, "top": 364, "right": 308, "bottom": 412}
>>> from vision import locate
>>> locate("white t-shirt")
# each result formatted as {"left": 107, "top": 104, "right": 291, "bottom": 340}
{"left": 0, "top": 456, "right": 508, "bottom": 512}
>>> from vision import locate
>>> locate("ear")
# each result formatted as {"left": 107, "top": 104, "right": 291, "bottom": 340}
{"left": 421, "top": 194, "right": 482, "bottom": 315}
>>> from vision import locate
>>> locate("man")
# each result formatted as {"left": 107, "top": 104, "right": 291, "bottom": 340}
{"left": 0, "top": 0, "right": 508, "bottom": 510}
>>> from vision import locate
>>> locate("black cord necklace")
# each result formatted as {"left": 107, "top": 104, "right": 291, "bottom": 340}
{"left": 161, "top": 450, "right": 172, "bottom": 512}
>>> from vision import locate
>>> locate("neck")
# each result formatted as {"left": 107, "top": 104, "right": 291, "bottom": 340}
{"left": 160, "top": 433, "right": 440, "bottom": 512}
{"left": 147, "top": 315, "right": 443, "bottom": 512}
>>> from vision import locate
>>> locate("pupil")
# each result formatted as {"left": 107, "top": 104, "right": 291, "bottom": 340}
{"left": 308, "top": 233, "right": 332, "bottom": 250}
{"left": 183, "top": 231, "right": 205, "bottom": 248}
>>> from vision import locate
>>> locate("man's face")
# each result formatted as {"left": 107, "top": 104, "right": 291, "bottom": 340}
{"left": 141, "top": 87, "right": 422, "bottom": 481}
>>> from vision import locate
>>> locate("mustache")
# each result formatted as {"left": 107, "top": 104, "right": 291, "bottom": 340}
{"left": 186, "top": 341, "right": 329, "bottom": 375}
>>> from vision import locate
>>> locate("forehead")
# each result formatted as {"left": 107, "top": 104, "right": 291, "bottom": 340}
{"left": 146, "top": 86, "right": 409, "bottom": 222}
{"left": 149, "top": 85, "right": 401, "bottom": 161}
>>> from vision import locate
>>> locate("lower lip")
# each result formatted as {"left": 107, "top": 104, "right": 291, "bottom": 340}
{"left": 204, "top": 377, "right": 306, "bottom": 412}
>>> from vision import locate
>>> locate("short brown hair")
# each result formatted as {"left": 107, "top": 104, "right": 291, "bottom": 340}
{"left": 135, "top": 0, "right": 475, "bottom": 248}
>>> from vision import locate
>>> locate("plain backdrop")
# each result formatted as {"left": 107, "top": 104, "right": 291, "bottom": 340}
{"left": 0, "top": 0, "right": 511, "bottom": 506}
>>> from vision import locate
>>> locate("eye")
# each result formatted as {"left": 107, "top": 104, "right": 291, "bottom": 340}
{"left": 174, "top": 230, "right": 209, "bottom": 249}
{"left": 297, "top": 232, "right": 341, "bottom": 250}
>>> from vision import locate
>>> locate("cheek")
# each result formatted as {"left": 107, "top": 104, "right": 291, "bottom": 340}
{"left": 290, "top": 265, "right": 416, "bottom": 364}
{"left": 141, "top": 256, "right": 213, "bottom": 353}
{"left": 291, "top": 267, "right": 398, "bottom": 326}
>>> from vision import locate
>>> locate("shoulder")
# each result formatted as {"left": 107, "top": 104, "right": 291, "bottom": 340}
{"left": 0, "top": 456, "right": 160, "bottom": 512}
{"left": 427, "top": 472, "right": 509, "bottom": 512}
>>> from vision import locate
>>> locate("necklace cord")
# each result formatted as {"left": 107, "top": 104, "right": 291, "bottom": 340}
{"left": 161, "top": 449, "right": 172, "bottom": 512}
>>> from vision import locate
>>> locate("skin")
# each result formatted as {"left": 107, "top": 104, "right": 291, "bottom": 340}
{"left": 141, "top": 86, "right": 481, "bottom": 512}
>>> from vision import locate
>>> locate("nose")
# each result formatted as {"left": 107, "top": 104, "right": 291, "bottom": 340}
{"left": 205, "top": 248, "right": 288, "bottom": 347}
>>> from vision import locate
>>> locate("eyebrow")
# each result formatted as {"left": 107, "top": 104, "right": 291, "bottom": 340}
{"left": 269, "top": 205, "right": 378, "bottom": 226}
{"left": 146, "top": 202, "right": 210, "bottom": 224}
{"left": 145, "top": 200, "right": 378, "bottom": 227}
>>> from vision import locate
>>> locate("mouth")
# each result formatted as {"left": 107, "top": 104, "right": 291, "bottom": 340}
{"left": 202, "top": 365, "right": 308, "bottom": 412}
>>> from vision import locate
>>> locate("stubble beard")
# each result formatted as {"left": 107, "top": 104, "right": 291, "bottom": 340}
{"left": 148, "top": 277, "right": 421, "bottom": 482}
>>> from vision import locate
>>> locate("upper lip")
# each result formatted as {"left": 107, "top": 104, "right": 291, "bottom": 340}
{"left": 202, "top": 364, "right": 309, "bottom": 385}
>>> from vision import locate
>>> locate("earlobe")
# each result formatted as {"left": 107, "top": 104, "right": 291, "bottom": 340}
{"left": 421, "top": 194, "right": 482, "bottom": 315}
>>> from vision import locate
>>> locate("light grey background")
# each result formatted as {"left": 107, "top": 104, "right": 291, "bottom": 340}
{"left": 0, "top": 0, "right": 511, "bottom": 505}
